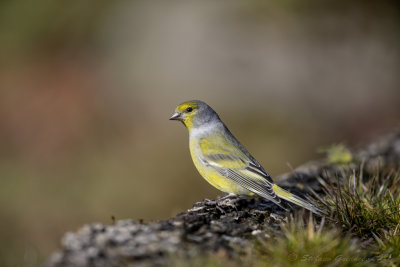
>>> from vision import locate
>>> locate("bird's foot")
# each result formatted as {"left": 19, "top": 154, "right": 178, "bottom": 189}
{"left": 218, "top": 193, "right": 237, "bottom": 201}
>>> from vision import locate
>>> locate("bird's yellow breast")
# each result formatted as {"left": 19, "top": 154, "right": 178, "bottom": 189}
{"left": 189, "top": 137, "right": 252, "bottom": 195}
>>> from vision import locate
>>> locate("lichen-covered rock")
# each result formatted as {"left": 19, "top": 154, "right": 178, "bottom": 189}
{"left": 48, "top": 197, "right": 287, "bottom": 267}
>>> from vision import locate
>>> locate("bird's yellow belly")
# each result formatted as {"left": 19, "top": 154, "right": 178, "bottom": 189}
{"left": 189, "top": 139, "right": 252, "bottom": 195}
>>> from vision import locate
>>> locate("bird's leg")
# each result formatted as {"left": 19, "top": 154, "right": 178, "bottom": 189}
{"left": 218, "top": 193, "right": 237, "bottom": 201}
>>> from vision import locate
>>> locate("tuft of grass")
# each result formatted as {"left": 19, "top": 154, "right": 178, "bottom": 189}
{"left": 322, "top": 167, "right": 400, "bottom": 238}
{"left": 374, "top": 226, "right": 400, "bottom": 265}
{"left": 246, "top": 214, "right": 368, "bottom": 267}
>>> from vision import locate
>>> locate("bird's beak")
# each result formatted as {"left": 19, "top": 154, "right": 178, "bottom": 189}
{"left": 169, "top": 112, "right": 182, "bottom": 121}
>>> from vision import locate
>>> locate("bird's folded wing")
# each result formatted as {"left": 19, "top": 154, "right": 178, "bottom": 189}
{"left": 199, "top": 136, "right": 281, "bottom": 205}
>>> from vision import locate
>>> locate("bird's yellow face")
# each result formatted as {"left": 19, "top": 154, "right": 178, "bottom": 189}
{"left": 169, "top": 101, "right": 200, "bottom": 129}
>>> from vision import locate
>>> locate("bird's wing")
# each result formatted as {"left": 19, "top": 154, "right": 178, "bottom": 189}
{"left": 199, "top": 134, "right": 281, "bottom": 205}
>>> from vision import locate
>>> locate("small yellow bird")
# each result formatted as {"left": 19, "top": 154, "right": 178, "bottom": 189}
{"left": 170, "top": 100, "right": 324, "bottom": 215}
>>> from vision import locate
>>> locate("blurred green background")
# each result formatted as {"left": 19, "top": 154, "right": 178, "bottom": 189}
{"left": 0, "top": 0, "right": 399, "bottom": 265}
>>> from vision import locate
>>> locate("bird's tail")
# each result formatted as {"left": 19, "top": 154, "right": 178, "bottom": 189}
{"left": 272, "top": 184, "right": 326, "bottom": 216}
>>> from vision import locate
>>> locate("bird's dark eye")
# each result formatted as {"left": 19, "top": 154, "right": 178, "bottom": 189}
{"left": 186, "top": 107, "right": 193, "bottom": 112}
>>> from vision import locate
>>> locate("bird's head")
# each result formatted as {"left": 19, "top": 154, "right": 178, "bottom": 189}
{"left": 169, "top": 100, "right": 219, "bottom": 130}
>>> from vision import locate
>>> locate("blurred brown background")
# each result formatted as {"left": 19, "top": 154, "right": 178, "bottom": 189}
{"left": 0, "top": 0, "right": 399, "bottom": 265}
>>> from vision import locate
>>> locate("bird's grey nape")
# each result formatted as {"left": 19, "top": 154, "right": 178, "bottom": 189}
{"left": 193, "top": 102, "right": 221, "bottom": 127}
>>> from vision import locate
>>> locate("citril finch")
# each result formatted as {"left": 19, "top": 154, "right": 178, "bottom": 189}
{"left": 170, "top": 100, "right": 324, "bottom": 215}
